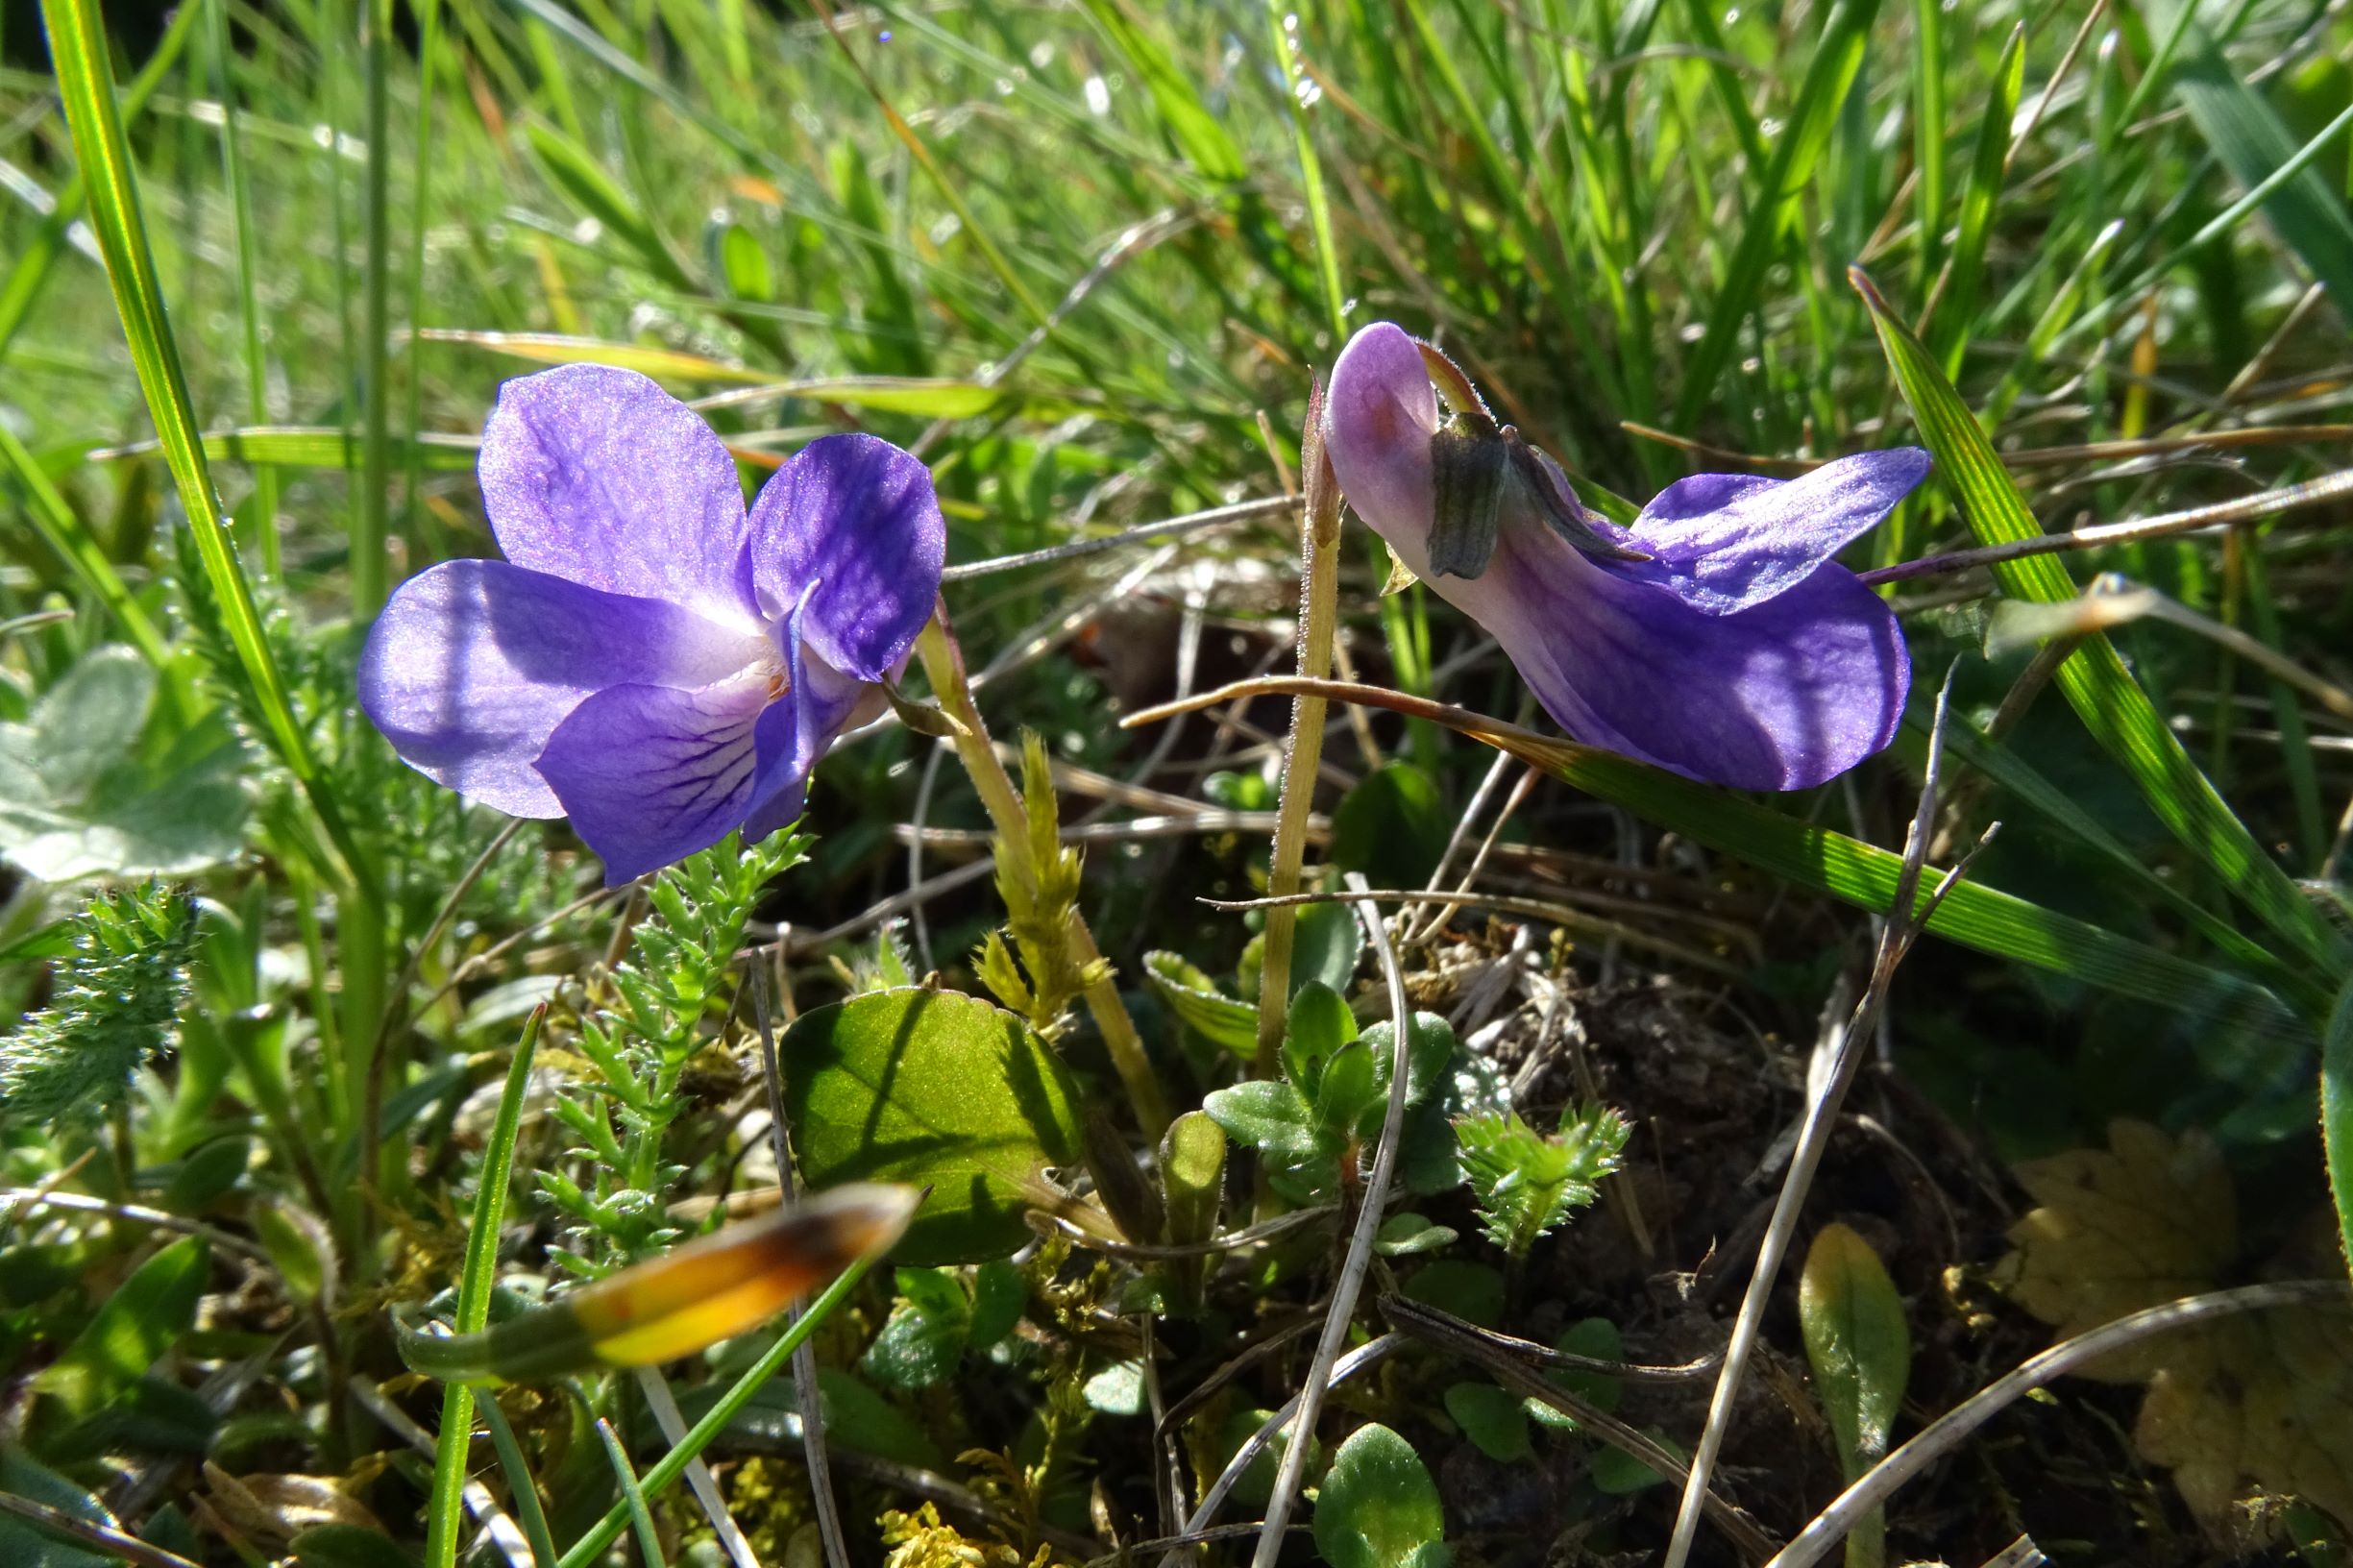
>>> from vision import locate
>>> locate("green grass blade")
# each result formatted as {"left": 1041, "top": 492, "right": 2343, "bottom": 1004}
{"left": 2326, "top": 981, "right": 2353, "bottom": 1281}
{"left": 1854, "top": 267, "right": 2348, "bottom": 981}
{"left": 0, "top": 0, "right": 200, "bottom": 363}
{"left": 477, "top": 1394, "right": 560, "bottom": 1568}
{"left": 0, "top": 423, "right": 172, "bottom": 668}
{"left": 423, "top": 1005, "right": 545, "bottom": 1568}
{"left": 595, "top": 1415, "right": 668, "bottom": 1568}
{"left": 1927, "top": 23, "right": 2022, "bottom": 376}
{"left": 204, "top": 0, "right": 281, "bottom": 580}
{"left": 357, "top": 0, "right": 393, "bottom": 615}
{"left": 1077, "top": 0, "right": 1247, "bottom": 185}
{"left": 1671, "top": 0, "right": 1885, "bottom": 430}
{"left": 37, "top": 0, "right": 377, "bottom": 894}
{"left": 1910, "top": 0, "right": 1946, "bottom": 282}
{"left": 2169, "top": 31, "right": 2353, "bottom": 309}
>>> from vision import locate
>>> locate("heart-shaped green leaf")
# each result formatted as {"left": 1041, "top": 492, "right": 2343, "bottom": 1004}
{"left": 783, "top": 988, "right": 1087, "bottom": 1265}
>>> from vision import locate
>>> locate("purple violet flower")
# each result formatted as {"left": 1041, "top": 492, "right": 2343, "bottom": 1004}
{"left": 1324, "top": 321, "right": 1926, "bottom": 791}
{"left": 359, "top": 363, "right": 944, "bottom": 884}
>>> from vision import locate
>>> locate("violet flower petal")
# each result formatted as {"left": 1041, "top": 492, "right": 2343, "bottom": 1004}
{"left": 1617, "top": 448, "right": 1931, "bottom": 614}
{"left": 357, "top": 559, "right": 770, "bottom": 818}
{"left": 1474, "top": 527, "right": 1910, "bottom": 789}
{"left": 738, "top": 588, "right": 870, "bottom": 843}
{"left": 478, "top": 364, "right": 758, "bottom": 624}
{"left": 533, "top": 669, "right": 772, "bottom": 885}
{"left": 748, "top": 432, "right": 944, "bottom": 682}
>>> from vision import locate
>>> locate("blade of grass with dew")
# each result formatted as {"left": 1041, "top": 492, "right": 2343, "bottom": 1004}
{"left": 2326, "top": 982, "right": 2353, "bottom": 1279}
{"left": 1671, "top": 0, "right": 1885, "bottom": 430}
{"left": 553, "top": 1254, "right": 882, "bottom": 1568}
{"left": 1927, "top": 23, "right": 2022, "bottom": 377}
{"left": 36, "top": 0, "right": 379, "bottom": 895}
{"left": 0, "top": 0, "right": 201, "bottom": 363}
{"left": 1853, "top": 267, "right": 2349, "bottom": 982}
{"left": 423, "top": 1006, "right": 544, "bottom": 1568}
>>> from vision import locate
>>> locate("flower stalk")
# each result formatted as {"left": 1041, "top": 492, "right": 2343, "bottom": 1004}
{"left": 914, "top": 611, "right": 1168, "bottom": 1137}
{"left": 1254, "top": 373, "right": 1343, "bottom": 1078}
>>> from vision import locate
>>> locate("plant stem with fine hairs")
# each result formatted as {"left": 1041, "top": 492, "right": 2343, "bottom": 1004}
{"left": 1254, "top": 373, "right": 1343, "bottom": 1077}
{"left": 914, "top": 611, "right": 1168, "bottom": 1136}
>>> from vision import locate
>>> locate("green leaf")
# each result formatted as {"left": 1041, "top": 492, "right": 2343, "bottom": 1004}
{"left": 290, "top": 1526, "right": 420, "bottom": 1568}
{"left": 0, "top": 884, "right": 200, "bottom": 1130}
{"left": 1800, "top": 1223, "right": 1911, "bottom": 1568}
{"left": 1200, "top": 1080, "right": 1322, "bottom": 1162}
{"left": 1313, "top": 1041, "right": 1382, "bottom": 1139}
{"left": 2324, "top": 982, "right": 2353, "bottom": 1282}
{"left": 1399, "top": 1261, "right": 1506, "bottom": 1329}
{"left": 0, "top": 646, "right": 247, "bottom": 881}
{"left": 1159, "top": 1111, "right": 1227, "bottom": 1247}
{"left": 1295, "top": 898, "right": 1367, "bottom": 995}
{"left": 1082, "top": 1360, "right": 1146, "bottom": 1415}
{"left": 1312, "top": 1423, "right": 1450, "bottom": 1568}
{"left": 1854, "top": 267, "right": 2347, "bottom": 987}
{"left": 1375, "top": 1213, "right": 1458, "bottom": 1257}
{"left": 1332, "top": 763, "right": 1452, "bottom": 890}
{"left": 1443, "top": 1383, "right": 1532, "bottom": 1463}
{"left": 967, "top": 1262, "right": 1026, "bottom": 1350}
{"left": 1143, "top": 951, "right": 1259, "bottom": 1055}
{"left": 781, "top": 988, "right": 1088, "bottom": 1265}
{"left": 1672, "top": 0, "right": 1887, "bottom": 426}
{"left": 0, "top": 1449, "right": 116, "bottom": 1567}
{"left": 1361, "top": 1012, "right": 1458, "bottom": 1113}
{"left": 34, "top": 1235, "right": 208, "bottom": 1422}
{"left": 1590, "top": 1431, "right": 1678, "bottom": 1494}
{"left": 1283, "top": 980, "right": 1360, "bottom": 1098}
{"left": 1455, "top": 1105, "right": 1627, "bottom": 1258}
{"left": 861, "top": 1268, "right": 971, "bottom": 1390}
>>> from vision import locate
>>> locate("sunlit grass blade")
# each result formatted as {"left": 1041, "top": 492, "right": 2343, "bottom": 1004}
{"left": 1926, "top": 23, "right": 2022, "bottom": 376}
{"left": 1852, "top": 266, "right": 2349, "bottom": 984}
{"left": 37, "top": 0, "right": 378, "bottom": 894}
{"left": 357, "top": 0, "right": 393, "bottom": 615}
{"left": 1911, "top": 0, "right": 1947, "bottom": 282}
{"left": 0, "top": 423, "right": 171, "bottom": 668}
{"left": 205, "top": 0, "right": 281, "bottom": 579}
{"left": 2169, "top": 22, "right": 2353, "bottom": 308}
{"left": 1671, "top": 0, "right": 1885, "bottom": 430}
{"left": 91, "top": 427, "right": 481, "bottom": 472}
{"left": 1077, "top": 0, "right": 1247, "bottom": 185}
{"left": 423, "top": 1005, "right": 544, "bottom": 1568}
{"left": 1123, "top": 678, "right": 2307, "bottom": 1039}
{"left": 0, "top": 0, "right": 200, "bottom": 362}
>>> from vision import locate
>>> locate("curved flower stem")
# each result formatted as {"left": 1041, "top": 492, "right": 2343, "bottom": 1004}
{"left": 914, "top": 611, "right": 1169, "bottom": 1137}
{"left": 1254, "top": 373, "right": 1342, "bottom": 1077}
